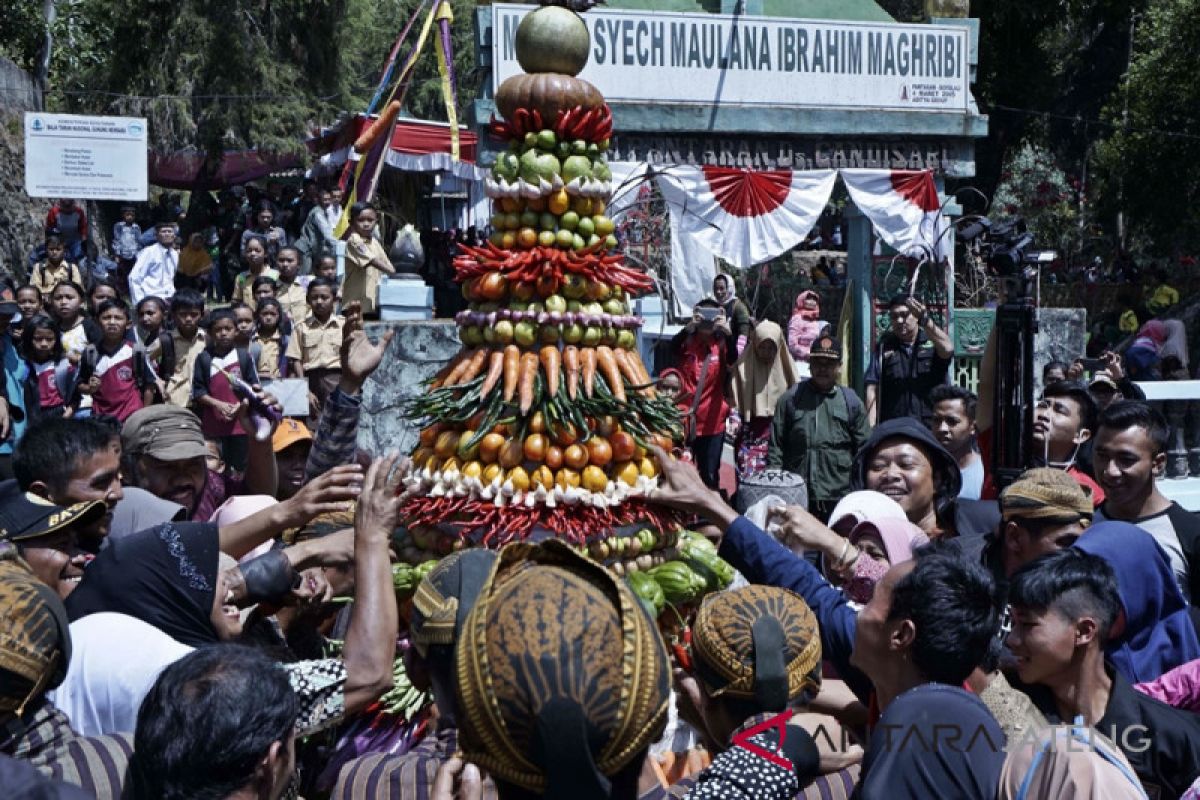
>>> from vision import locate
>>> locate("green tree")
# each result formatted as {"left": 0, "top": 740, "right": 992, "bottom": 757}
{"left": 1093, "top": 0, "right": 1200, "bottom": 253}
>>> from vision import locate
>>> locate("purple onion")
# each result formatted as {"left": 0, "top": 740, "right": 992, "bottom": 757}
{"left": 537, "top": 311, "right": 549, "bottom": 325}
{"left": 497, "top": 308, "right": 511, "bottom": 321}
{"left": 486, "top": 312, "right": 498, "bottom": 326}
{"left": 548, "top": 311, "right": 563, "bottom": 324}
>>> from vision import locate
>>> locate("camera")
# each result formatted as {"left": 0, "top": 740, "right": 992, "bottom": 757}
{"left": 959, "top": 217, "right": 1058, "bottom": 277}
{"left": 696, "top": 306, "right": 721, "bottom": 324}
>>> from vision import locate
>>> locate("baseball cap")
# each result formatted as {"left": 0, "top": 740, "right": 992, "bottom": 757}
{"left": 1089, "top": 371, "right": 1119, "bottom": 392}
{"left": 272, "top": 418, "right": 313, "bottom": 453}
{"left": 121, "top": 406, "right": 209, "bottom": 462}
{"left": 809, "top": 334, "right": 842, "bottom": 362}
{"left": 0, "top": 480, "right": 106, "bottom": 543}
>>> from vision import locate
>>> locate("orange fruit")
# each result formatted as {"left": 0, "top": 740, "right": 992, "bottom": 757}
{"left": 609, "top": 431, "right": 636, "bottom": 462}
{"left": 544, "top": 445, "right": 564, "bottom": 470}
{"left": 499, "top": 440, "right": 525, "bottom": 469}
{"left": 531, "top": 465, "right": 555, "bottom": 490}
{"left": 556, "top": 468, "right": 581, "bottom": 489}
{"left": 582, "top": 465, "right": 608, "bottom": 493}
{"left": 523, "top": 433, "right": 548, "bottom": 463}
{"left": 613, "top": 461, "right": 640, "bottom": 486}
{"left": 507, "top": 466, "right": 531, "bottom": 493}
{"left": 517, "top": 227, "right": 538, "bottom": 248}
{"left": 478, "top": 433, "right": 507, "bottom": 464}
{"left": 563, "top": 444, "right": 589, "bottom": 470}
{"left": 585, "top": 436, "right": 612, "bottom": 467}
{"left": 548, "top": 189, "right": 570, "bottom": 215}
{"left": 434, "top": 430, "right": 460, "bottom": 459}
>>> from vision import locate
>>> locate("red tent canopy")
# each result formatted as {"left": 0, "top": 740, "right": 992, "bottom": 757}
{"left": 308, "top": 116, "right": 477, "bottom": 164}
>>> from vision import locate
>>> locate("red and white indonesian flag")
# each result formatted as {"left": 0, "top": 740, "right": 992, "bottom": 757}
{"left": 841, "top": 169, "right": 948, "bottom": 261}
{"left": 655, "top": 166, "right": 837, "bottom": 269}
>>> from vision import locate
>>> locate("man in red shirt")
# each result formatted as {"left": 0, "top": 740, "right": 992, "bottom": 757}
{"left": 670, "top": 300, "right": 736, "bottom": 489}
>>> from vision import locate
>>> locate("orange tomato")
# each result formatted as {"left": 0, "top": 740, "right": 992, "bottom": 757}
{"left": 613, "top": 461, "right": 640, "bottom": 486}
{"left": 499, "top": 440, "right": 525, "bottom": 469}
{"left": 434, "top": 430, "right": 460, "bottom": 459}
{"left": 585, "top": 436, "right": 612, "bottom": 468}
{"left": 544, "top": 445, "right": 564, "bottom": 470}
{"left": 552, "top": 422, "right": 579, "bottom": 447}
{"left": 478, "top": 433, "right": 507, "bottom": 464}
{"left": 478, "top": 271, "right": 509, "bottom": 301}
{"left": 556, "top": 468, "right": 581, "bottom": 489}
{"left": 582, "top": 465, "right": 608, "bottom": 493}
{"left": 609, "top": 431, "right": 636, "bottom": 462}
{"left": 531, "top": 465, "right": 555, "bottom": 490}
{"left": 529, "top": 411, "right": 546, "bottom": 434}
{"left": 563, "top": 444, "right": 589, "bottom": 470}
{"left": 507, "top": 466, "right": 531, "bottom": 492}
{"left": 523, "top": 433, "right": 548, "bottom": 462}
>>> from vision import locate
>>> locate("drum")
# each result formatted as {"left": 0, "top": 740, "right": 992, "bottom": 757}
{"left": 736, "top": 469, "right": 807, "bottom": 513}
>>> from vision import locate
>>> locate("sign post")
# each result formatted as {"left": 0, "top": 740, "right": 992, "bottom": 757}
{"left": 24, "top": 113, "right": 148, "bottom": 201}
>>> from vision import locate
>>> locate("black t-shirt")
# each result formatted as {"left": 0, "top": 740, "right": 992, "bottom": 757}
{"left": 864, "top": 331, "right": 951, "bottom": 424}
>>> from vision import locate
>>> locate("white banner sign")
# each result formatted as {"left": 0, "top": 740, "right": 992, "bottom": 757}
{"left": 493, "top": 5, "right": 969, "bottom": 113}
{"left": 25, "top": 113, "right": 148, "bottom": 200}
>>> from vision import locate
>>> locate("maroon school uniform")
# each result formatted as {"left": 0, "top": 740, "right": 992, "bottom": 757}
{"left": 196, "top": 350, "right": 247, "bottom": 438}
{"left": 92, "top": 343, "right": 145, "bottom": 422}
{"left": 33, "top": 361, "right": 66, "bottom": 409}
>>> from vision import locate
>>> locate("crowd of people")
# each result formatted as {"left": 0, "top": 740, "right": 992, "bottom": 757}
{"left": 1, "top": 195, "right": 1200, "bottom": 800}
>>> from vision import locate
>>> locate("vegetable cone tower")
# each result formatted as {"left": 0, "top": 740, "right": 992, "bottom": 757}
{"left": 398, "top": 1, "right": 732, "bottom": 617}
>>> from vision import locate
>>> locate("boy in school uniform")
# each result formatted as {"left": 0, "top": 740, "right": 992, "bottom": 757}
{"left": 285, "top": 278, "right": 343, "bottom": 417}
{"left": 87, "top": 299, "right": 147, "bottom": 423}
{"left": 163, "top": 289, "right": 207, "bottom": 408}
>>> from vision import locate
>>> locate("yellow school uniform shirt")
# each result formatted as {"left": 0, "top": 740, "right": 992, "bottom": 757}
{"left": 166, "top": 329, "right": 207, "bottom": 407}
{"left": 285, "top": 315, "right": 344, "bottom": 371}
{"left": 342, "top": 233, "right": 390, "bottom": 316}
{"left": 276, "top": 280, "right": 308, "bottom": 326}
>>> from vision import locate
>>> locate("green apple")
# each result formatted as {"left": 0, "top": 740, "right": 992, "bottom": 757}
{"left": 602, "top": 297, "right": 624, "bottom": 315}
{"left": 555, "top": 229, "right": 575, "bottom": 249}
{"left": 536, "top": 129, "right": 557, "bottom": 150}
{"left": 482, "top": 326, "right": 497, "bottom": 344}
{"left": 560, "top": 210, "right": 580, "bottom": 231}
{"left": 494, "top": 320, "right": 515, "bottom": 344}
{"left": 562, "top": 274, "right": 587, "bottom": 299}
{"left": 563, "top": 323, "right": 584, "bottom": 344}
{"left": 503, "top": 212, "right": 521, "bottom": 230}
{"left": 576, "top": 216, "right": 595, "bottom": 238}
{"left": 514, "top": 321, "right": 537, "bottom": 347}
{"left": 572, "top": 233, "right": 586, "bottom": 251}
{"left": 587, "top": 234, "right": 601, "bottom": 249}
{"left": 611, "top": 285, "right": 625, "bottom": 300}
{"left": 604, "top": 234, "right": 619, "bottom": 250}
{"left": 583, "top": 302, "right": 604, "bottom": 315}
{"left": 461, "top": 326, "right": 484, "bottom": 346}
{"left": 540, "top": 324, "right": 561, "bottom": 344}
{"left": 539, "top": 212, "right": 558, "bottom": 231}
{"left": 538, "top": 230, "right": 557, "bottom": 247}
{"left": 601, "top": 327, "right": 618, "bottom": 345}
{"left": 527, "top": 301, "right": 544, "bottom": 314}
{"left": 582, "top": 326, "right": 602, "bottom": 346}
{"left": 524, "top": 132, "right": 538, "bottom": 149}
{"left": 519, "top": 210, "right": 539, "bottom": 228}
{"left": 566, "top": 300, "right": 583, "bottom": 312}
{"left": 616, "top": 329, "right": 637, "bottom": 349}
{"left": 545, "top": 294, "right": 568, "bottom": 313}
{"left": 593, "top": 215, "right": 615, "bottom": 236}
{"left": 572, "top": 139, "right": 588, "bottom": 155}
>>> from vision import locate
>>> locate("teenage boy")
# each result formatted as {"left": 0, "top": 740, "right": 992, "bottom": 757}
{"left": 129, "top": 221, "right": 178, "bottom": 304}
{"left": 929, "top": 384, "right": 984, "bottom": 500}
{"left": 31, "top": 235, "right": 85, "bottom": 298}
{"left": 286, "top": 278, "right": 344, "bottom": 417}
{"left": 1030, "top": 381, "right": 1104, "bottom": 503}
{"left": 86, "top": 299, "right": 146, "bottom": 423}
{"left": 274, "top": 246, "right": 308, "bottom": 325}
{"left": 1008, "top": 548, "right": 1200, "bottom": 797}
{"left": 1093, "top": 400, "right": 1200, "bottom": 603}
{"left": 163, "top": 289, "right": 206, "bottom": 408}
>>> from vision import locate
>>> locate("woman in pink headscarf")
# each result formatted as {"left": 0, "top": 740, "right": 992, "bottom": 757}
{"left": 787, "top": 290, "right": 823, "bottom": 362}
{"left": 1125, "top": 319, "right": 1166, "bottom": 380}
{"left": 843, "top": 518, "right": 930, "bottom": 603}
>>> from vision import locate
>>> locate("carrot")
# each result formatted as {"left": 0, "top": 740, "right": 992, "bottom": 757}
{"left": 455, "top": 347, "right": 490, "bottom": 385}
{"left": 354, "top": 99, "right": 402, "bottom": 153}
{"left": 518, "top": 352, "right": 540, "bottom": 414}
{"left": 502, "top": 345, "right": 521, "bottom": 403}
{"left": 480, "top": 349, "right": 506, "bottom": 397}
{"left": 581, "top": 347, "right": 597, "bottom": 399}
{"left": 430, "top": 351, "right": 468, "bottom": 388}
{"left": 613, "top": 348, "right": 643, "bottom": 390}
{"left": 540, "top": 346, "right": 561, "bottom": 398}
{"left": 596, "top": 346, "right": 626, "bottom": 402}
{"left": 562, "top": 345, "right": 580, "bottom": 400}
{"left": 443, "top": 348, "right": 477, "bottom": 386}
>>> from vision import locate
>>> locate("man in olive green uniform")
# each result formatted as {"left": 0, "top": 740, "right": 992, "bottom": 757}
{"left": 767, "top": 335, "right": 871, "bottom": 522}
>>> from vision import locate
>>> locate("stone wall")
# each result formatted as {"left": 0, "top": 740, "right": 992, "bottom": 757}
{"left": 0, "top": 58, "right": 45, "bottom": 282}
{"left": 358, "top": 321, "right": 462, "bottom": 456}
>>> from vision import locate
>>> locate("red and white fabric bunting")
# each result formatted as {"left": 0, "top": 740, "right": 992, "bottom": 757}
{"left": 840, "top": 169, "right": 948, "bottom": 261}
{"left": 654, "top": 166, "right": 838, "bottom": 270}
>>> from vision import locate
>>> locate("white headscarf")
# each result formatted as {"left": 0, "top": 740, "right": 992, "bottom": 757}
{"left": 47, "top": 612, "right": 193, "bottom": 736}
{"left": 1159, "top": 319, "right": 1189, "bottom": 370}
